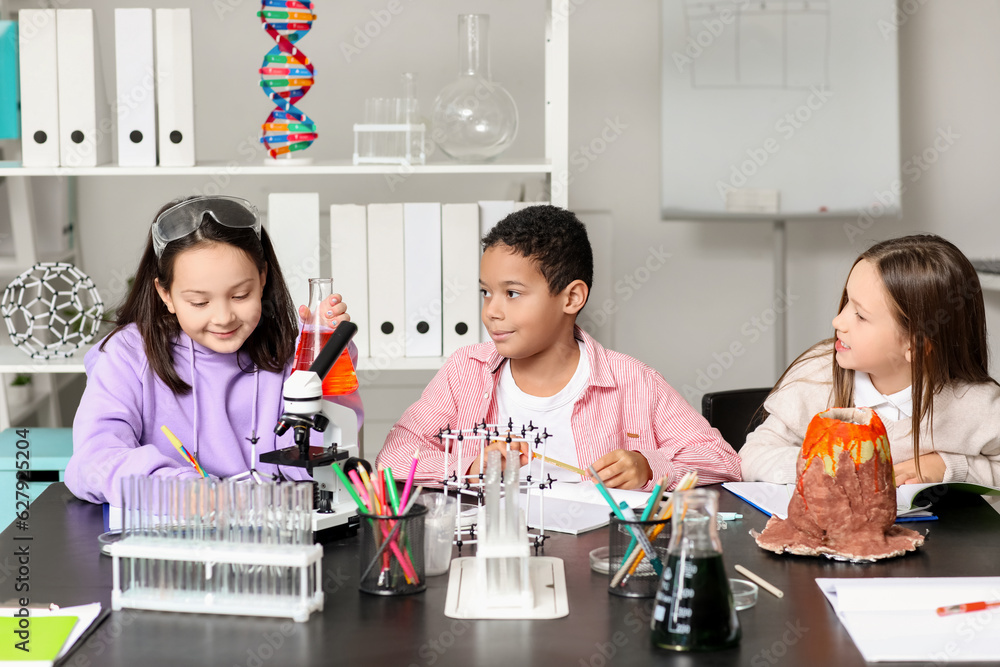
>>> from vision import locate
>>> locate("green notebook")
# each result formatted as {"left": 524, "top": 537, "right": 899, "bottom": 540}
{"left": 0, "top": 615, "right": 78, "bottom": 662}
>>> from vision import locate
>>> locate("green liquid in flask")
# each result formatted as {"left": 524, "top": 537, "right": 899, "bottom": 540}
{"left": 651, "top": 552, "right": 741, "bottom": 651}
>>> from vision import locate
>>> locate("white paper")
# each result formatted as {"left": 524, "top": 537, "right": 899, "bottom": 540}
{"left": 519, "top": 483, "right": 652, "bottom": 535}
{"left": 817, "top": 578, "right": 1000, "bottom": 662}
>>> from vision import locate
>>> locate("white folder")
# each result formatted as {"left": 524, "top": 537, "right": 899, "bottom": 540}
{"left": 155, "top": 8, "right": 195, "bottom": 167}
{"left": 477, "top": 200, "right": 515, "bottom": 343}
{"left": 329, "top": 205, "right": 370, "bottom": 359}
{"left": 403, "top": 203, "right": 442, "bottom": 358}
{"left": 442, "top": 203, "right": 481, "bottom": 357}
{"left": 56, "top": 9, "right": 111, "bottom": 167}
{"left": 266, "top": 193, "right": 320, "bottom": 301}
{"left": 114, "top": 9, "right": 156, "bottom": 167}
{"left": 18, "top": 9, "right": 60, "bottom": 167}
{"left": 367, "top": 204, "right": 406, "bottom": 361}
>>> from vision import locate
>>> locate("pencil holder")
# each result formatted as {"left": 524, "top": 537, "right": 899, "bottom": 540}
{"left": 358, "top": 505, "right": 427, "bottom": 596}
{"left": 607, "top": 514, "right": 671, "bottom": 598}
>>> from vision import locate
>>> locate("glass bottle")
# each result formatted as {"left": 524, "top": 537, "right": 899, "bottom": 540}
{"left": 293, "top": 278, "right": 359, "bottom": 395}
{"left": 431, "top": 14, "right": 518, "bottom": 162}
{"left": 651, "top": 489, "right": 741, "bottom": 651}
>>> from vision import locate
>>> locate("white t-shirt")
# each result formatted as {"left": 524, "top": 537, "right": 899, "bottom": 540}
{"left": 495, "top": 341, "right": 589, "bottom": 482}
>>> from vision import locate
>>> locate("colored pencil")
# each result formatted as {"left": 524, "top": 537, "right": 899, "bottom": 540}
{"left": 531, "top": 451, "right": 586, "bottom": 476}
{"left": 398, "top": 449, "right": 420, "bottom": 510}
{"left": 588, "top": 465, "right": 662, "bottom": 576}
{"left": 160, "top": 425, "right": 208, "bottom": 478}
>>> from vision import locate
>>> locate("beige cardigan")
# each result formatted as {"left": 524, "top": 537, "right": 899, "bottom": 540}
{"left": 739, "top": 343, "right": 1000, "bottom": 485}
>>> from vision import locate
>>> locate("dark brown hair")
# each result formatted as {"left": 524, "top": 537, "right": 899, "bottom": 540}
{"left": 102, "top": 197, "right": 298, "bottom": 393}
{"left": 482, "top": 205, "right": 593, "bottom": 296}
{"left": 773, "top": 234, "right": 994, "bottom": 481}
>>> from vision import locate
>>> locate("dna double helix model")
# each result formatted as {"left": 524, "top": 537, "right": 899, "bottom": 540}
{"left": 258, "top": 0, "right": 317, "bottom": 159}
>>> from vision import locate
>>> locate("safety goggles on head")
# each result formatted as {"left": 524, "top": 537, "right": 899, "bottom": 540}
{"left": 152, "top": 196, "right": 261, "bottom": 258}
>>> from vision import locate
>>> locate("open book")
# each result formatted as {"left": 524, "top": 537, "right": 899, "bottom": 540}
{"left": 517, "top": 482, "right": 652, "bottom": 535}
{"left": 895, "top": 481, "right": 1000, "bottom": 510}
{"left": 720, "top": 481, "right": 990, "bottom": 520}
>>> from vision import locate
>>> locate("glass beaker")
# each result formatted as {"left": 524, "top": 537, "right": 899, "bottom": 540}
{"left": 430, "top": 14, "right": 518, "bottom": 162}
{"left": 293, "top": 278, "right": 359, "bottom": 395}
{"left": 651, "top": 488, "right": 740, "bottom": 651}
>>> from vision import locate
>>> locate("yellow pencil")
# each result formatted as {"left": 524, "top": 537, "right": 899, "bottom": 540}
{"left": 531, "top": 451, "right": 587, "bottom": 476}
{"left": 160, "top": 425, "right": 208, "bottom": 478}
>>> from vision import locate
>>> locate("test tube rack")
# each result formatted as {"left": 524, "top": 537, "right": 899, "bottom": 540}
{"left": 108, "top": 476, "right": 323, "bottom": 623}
{"left": 352, "top": 121, "right": 427, "bottom": 165}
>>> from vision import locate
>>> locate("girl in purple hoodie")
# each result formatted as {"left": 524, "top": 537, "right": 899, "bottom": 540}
{"left": 65, "top": 196, "right": 362, "bottom": 504}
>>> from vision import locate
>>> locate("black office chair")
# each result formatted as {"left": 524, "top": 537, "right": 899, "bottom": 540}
{"left": 701, "top": 387, "right": 772, "bottom": 452}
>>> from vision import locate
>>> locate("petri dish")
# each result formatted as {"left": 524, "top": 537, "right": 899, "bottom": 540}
{"left": 98, "top": 530, "right": 123, "bottom": 556}
{"left": 730, "top": 578, "right": 759, "bottom": 611}
{"left": 589, "top": 546, "right": 610, "bottom": 574}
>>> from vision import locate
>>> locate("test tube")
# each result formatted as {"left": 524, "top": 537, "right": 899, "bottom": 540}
{"left": 504, "top": 447, "right": 519, "bottom": 539}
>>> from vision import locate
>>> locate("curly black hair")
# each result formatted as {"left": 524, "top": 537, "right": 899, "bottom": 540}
{"left": 481, "top": 205, "right": 593, "bottom": 295}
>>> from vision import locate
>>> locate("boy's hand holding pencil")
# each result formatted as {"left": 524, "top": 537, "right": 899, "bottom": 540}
{"left": 589, "top": 449, "right": 653, "bottom": 490}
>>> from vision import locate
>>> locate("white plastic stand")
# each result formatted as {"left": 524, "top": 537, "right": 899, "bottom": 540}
{"left": 443, "top": 452, "right": 568, "bottom": 619}
{"left": 444, "top": 557, "right": 568, "bottom": 620}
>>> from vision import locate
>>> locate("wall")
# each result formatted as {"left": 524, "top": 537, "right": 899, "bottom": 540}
{"left": 9, "top": 1, "right": 1000, "bottom": 459}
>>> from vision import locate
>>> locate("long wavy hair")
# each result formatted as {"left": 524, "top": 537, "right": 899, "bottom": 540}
{"left": 102, "top": 197, "right": 298, "bottom": 393}
{"left": 773, "top": 234, "right": 995, "bottom": 480}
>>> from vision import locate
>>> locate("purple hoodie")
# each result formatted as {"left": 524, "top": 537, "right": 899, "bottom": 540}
{"left": 65, "top": 324, "right": 363, "bottom": 505}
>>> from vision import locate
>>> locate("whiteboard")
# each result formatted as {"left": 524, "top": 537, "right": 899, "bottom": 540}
{"left": 661, "top": 0, "right": 900, "bottom": 219}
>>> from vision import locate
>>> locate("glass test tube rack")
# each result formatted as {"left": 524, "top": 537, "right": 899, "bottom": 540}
{"left": 108, "top": 476, "right": 324, "bottom": 623}
{"left": 352, "top": 121, "right": 427, "bottom": 166}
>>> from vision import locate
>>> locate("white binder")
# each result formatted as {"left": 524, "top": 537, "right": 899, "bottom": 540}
{"left": 477, "top": 200, "right": 515, "bottom": 343}
{"left": 155, "top": 8, "right": 195, "bottom": 167}
{"left": 329, "top": 205, "right": 370, "bottom": 359}
{"left": 403, "top": 203, "right": 442, "bottom": 358}
{"left": 56, "top": 9, "right": 111, "bottom": 167}
{"left": 442, "top": 203, "right": 481, "bottom": 357}
{"left": 366, "top": 204, "right": 406, "bottom": 361}
{"left": 18, "top": 9, "right": 60, "bottom": 167}
{"left": 114, "top": 9, "right": 157, "bottom": 167}
{"left": 266, "top": 193, "right": 320, "bottom": 301}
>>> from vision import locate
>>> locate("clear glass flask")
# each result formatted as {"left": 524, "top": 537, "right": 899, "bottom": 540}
{"left": 431, "top": 14, "right": 518, "bottom": 162}
{"left": 293, "top": 278, "right": 359, "bottom": 395}
{"left": 651, "top": 488, "right": 741, "bottom": 651}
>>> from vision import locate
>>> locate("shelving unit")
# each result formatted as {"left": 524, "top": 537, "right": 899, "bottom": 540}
{"left": 0, "top": 0, "right": 570, "bottom": 429}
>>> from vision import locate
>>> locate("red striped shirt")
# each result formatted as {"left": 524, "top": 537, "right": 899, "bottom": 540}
{"left": 376, "top": 327, "right": 742, "bottom": 491}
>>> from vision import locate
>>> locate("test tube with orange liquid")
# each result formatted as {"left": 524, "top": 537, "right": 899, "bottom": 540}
{"left": 294, "top": 278, "right": 359, "bottom": 395}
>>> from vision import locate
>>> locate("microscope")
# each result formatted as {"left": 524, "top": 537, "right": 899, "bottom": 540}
{"left": 260, "top": 321, "right": 364, "bottom": 533}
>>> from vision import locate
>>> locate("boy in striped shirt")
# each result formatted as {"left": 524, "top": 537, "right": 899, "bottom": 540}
{"left": 376, "top": 205, "right": 741, "bottom": 491}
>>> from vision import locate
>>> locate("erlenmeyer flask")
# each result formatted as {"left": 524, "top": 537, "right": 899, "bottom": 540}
{"left": 293, "top": 278, "right": 359, "bottom": 395}
{"left": 651, "top": 488, "right": 740, "bottom": 651}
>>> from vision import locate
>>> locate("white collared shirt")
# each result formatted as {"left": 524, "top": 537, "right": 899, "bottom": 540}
{"left": 854, "top": 371, "right": 912, "bottom": 422}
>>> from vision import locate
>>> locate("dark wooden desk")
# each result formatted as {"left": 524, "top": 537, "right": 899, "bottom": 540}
{"left": 4, "top": 483, "right": 1000, "bottom": 666}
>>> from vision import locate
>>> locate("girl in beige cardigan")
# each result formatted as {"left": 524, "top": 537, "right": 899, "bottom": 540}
{"left": 741, "top": 235, "right": 1000, "bottom": 487}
